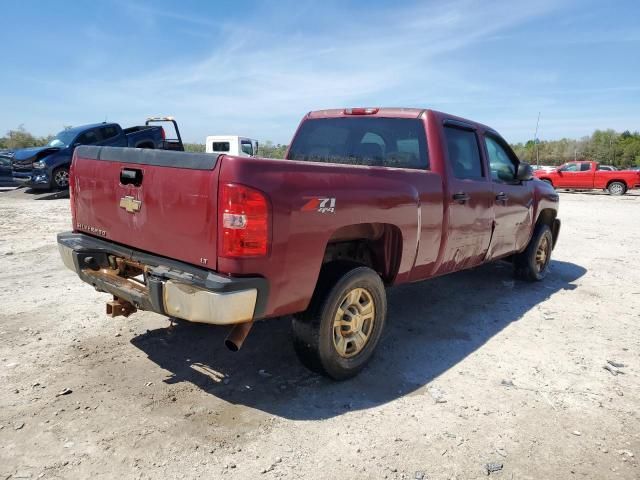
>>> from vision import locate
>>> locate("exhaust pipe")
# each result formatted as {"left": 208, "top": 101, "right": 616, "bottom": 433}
{"left": 225, "top": 322, "right": 254, "bottom": 352}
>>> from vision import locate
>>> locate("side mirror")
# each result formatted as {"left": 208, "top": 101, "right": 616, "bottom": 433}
{"left": 516, "top": 162, "right": 533, "bottom": 181}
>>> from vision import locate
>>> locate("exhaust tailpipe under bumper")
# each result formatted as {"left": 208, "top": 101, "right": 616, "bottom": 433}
{"left": 225, "top": 321, "right": 254, "bottom": 352}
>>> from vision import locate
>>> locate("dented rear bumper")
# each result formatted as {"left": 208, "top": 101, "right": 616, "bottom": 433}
{"left": 57, "top": 232, "right": 268, "bottom": 325}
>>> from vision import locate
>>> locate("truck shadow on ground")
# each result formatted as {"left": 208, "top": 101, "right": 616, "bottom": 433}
{"left": 131, "top": 259, "right": 586, "bottom": 420}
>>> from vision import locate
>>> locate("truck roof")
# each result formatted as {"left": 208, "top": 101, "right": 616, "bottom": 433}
{"left": 63, "top": 122, "right": 117, "bottom": 134}
{"left": 306, "top": 108, "right": 495, "bottom": 132}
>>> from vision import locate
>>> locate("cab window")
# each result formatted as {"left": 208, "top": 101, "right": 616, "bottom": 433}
{"left": 240, "top": 140, "right": 254, "bottom": 156}
{"left": 559, "top": 163, "right": 579, "bottom": 172}
{"left": 75, "top": 129, "right": 99, "bottom": 145}
{"left": 211, "top": 142, "right": 230, "bottom": 152}
{"left": 100, "top": 125, "right": 119, "bottom": 140}
{"left": 484, "top": 135, "right": 518, "bottom": 183}
{"left": 444, "top": 126, "right": 483, "bottom": 179}
{"left": 287, "top": 117, "right": 428, "bottom": 170}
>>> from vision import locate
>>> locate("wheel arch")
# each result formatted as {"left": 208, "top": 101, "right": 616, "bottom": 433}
{"left": 606, "top": 179, "right": 628, "bottom": 189}
{"left": 535, "top": 208, "right": 560, "bottom": 249}
{"left": 321, "top": 223, "right": 403, "bottom": 285}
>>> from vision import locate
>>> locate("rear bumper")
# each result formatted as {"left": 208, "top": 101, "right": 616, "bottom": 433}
{"left": 57, "top": 232, "right": 268, "bottom": 325}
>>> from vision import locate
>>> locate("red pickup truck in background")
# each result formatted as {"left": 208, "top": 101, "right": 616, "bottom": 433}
{"left": 58, "top": 108, "right": 560, "bottom": 379}
{"left": 535, "top": 161, "right": 640, "bottom": 195}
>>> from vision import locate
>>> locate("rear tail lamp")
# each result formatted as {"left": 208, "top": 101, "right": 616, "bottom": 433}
{"left": 219, "top": 183, "right": 269, "bottom": 257}
{"left": 160, "top": 127, "right": 166, "bottom": 141}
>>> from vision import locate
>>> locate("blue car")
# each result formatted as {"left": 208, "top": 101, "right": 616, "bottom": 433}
{"left": 12, "top": 118, "right": 182, "bottom": 190}
{"left": 0, "top": 151, "right": 15, "bottom": 186}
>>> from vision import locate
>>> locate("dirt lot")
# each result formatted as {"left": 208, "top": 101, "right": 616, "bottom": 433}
{"left": 1, "top": 188, "right": 638, "bottom": 480}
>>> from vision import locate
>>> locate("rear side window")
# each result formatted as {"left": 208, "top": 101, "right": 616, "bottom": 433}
{"left": 211, "top": 142, "right": 230, "bottom": 152}
{"left": 287, "top": 117, "right": 428, "bottom": 170}
{"left": 101, "top": 125, "right": 119, "bottom": 140}
{"left": 580, "top": 163, "right": 591, "bottom": 171}
{"left": 444, "top": 126, "right": 483, "bottom": 179}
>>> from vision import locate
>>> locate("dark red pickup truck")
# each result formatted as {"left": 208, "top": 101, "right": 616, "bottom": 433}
{"left": 535, "top": 160, "right": 640, "bottom": 195}
{"left": 58, "top": 108, "right": 560, "bottom": 379}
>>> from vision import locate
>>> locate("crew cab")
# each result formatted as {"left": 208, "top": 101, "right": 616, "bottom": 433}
{"left": 57, "top": 108, "right": 560, "bottom": 379}
{"left": 535, "top": 160, "right": 640, "bottom": 195}
{"left": 13, "top": 117, "right": 182, "bottom": 190}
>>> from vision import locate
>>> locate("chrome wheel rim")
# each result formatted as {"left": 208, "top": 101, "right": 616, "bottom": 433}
{"left": 55, "top": 170, "right": 69, "bottom": 187}
{"left": 333, "top": 288, "right": 375, "bottom": 358}
{"left": 610, "top": 183, "right": 623, "bottom": 195}
{"left": 535, "top": 235, "right": 551, "bottom": 273}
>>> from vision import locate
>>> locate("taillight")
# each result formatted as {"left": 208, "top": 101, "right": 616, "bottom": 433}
{"left": 69, "top": 159, "right": 77, "bottom": 228}
{"left": 160, "top": 127, "right": 166, "bottom": 141}
{"left": 219, "top": 183, "right": 269, "bottom": 257}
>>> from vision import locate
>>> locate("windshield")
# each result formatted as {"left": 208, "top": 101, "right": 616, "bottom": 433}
{"left": 287, "top": 117, "right": 428, "bottom": 170}
{"left": 47, "top": 129, "right": 77, "bottom": 148}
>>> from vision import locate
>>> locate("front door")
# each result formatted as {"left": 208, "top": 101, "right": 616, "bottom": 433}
{"left": 483, "top": 134, "right": 534, "bottom": 258}
{"left": 555, "top": 162, "right": 593, "bottom": 188}
{"left": 436, "top": 123, "right": 494, "bottom": 274}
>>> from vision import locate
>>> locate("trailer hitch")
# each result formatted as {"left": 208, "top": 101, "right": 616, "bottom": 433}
{"left": 106, "top": 297, "right": 137, "bottom": 318}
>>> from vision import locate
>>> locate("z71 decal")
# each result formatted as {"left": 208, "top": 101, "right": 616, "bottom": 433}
{"left": 302, "top": 197, "right": 336, "bottom": 214}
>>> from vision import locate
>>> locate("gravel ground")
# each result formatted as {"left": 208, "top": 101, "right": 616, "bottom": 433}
{"left": 1, "top": 188, "right": 638, "bottom": 479}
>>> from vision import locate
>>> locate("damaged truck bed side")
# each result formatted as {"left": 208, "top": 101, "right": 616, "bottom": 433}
{"left": 58, "top": 108, "right": 560, "bottom": 379}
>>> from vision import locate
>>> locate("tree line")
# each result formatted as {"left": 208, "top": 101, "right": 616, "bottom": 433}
{"left": 510, "top": 129, "right": 640, "bottom": 167}
{"left": 2, "top": 125, "right": 639, "bottom": 166}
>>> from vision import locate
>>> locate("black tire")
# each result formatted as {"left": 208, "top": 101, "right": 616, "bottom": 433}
{"left": 514, "top": 223, "right": 553, "bottom": 281}
{"left": 292, "top": 264, "right": 387, "bottom": 380}
{"left": 607, "top": 181, "right": 626, "bottom": 196}
{"left": 52, "top": 166, "right": 70, "bottom": 190}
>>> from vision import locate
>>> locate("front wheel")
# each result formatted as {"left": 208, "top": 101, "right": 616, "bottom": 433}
{"left": 607, "top": 181, "right": 626, "bottom": 196}
{"left": 292, "top": 265, "right": 387, "bottom": 380}
{"left": 52, "top": 166, "right": 70, "bottom": 190}
{"left": 514, "top": 224, "right": 553, "bottom": 281}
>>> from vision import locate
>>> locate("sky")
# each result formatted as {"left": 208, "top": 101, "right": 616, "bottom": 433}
{"left": 0, "top": 0, "right": 638, "bottom": 144}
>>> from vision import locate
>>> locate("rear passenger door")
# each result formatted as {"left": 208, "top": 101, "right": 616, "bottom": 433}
{"left": 483, "top": 133, "right": 534, "bottom": 258}
{"left": 98, "top": 125, "right": 126, "bottom": 147}
{"left": 438, "top": 122, "right": 494, "bottom": 273}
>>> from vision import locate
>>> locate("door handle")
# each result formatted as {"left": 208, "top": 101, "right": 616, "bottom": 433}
{"left": 452, "top": 192, "right": 470, "bottom": 203}
{"left": 495, "top": 192, "right": 508, "bottom": 202}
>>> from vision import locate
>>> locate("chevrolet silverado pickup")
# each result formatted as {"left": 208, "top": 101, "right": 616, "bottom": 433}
{"left": 13, "top": 117, "right": 182, "bottom": 190}
{"left": 58, "top": 108, "right": 560, "bottom": 379}
{"left": 535, "top": 160, "right": 640, "bottom": 195}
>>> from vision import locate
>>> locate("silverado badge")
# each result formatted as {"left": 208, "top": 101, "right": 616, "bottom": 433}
{"left": 119, "top": 196, "right": 142, "bottom": 213}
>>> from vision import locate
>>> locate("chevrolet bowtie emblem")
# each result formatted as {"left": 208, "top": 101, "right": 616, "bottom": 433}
{"left": 119, "top": 196, "right": 142, "bottom": 213}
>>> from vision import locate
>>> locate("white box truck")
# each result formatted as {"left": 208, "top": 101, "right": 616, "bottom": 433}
{"left": 205, "top": 136, "right": 259, "bottom": 157}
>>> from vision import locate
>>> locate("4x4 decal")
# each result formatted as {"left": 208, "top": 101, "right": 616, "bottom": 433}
{"left": 302, "top": 197, "right": 336, "bottom": 214}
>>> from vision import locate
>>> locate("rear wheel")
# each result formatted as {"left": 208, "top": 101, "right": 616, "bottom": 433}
{"left": 292, "top": 265, "right": 386, "bottom": 380}
{"left": 514, "top": 224, "right": 553, "bottom": 281}
{"left": 607, "top": 181, "right": 626, "bottom": 196}
{"left": 52, "top": 166, "right": 70, "bottom": 189}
